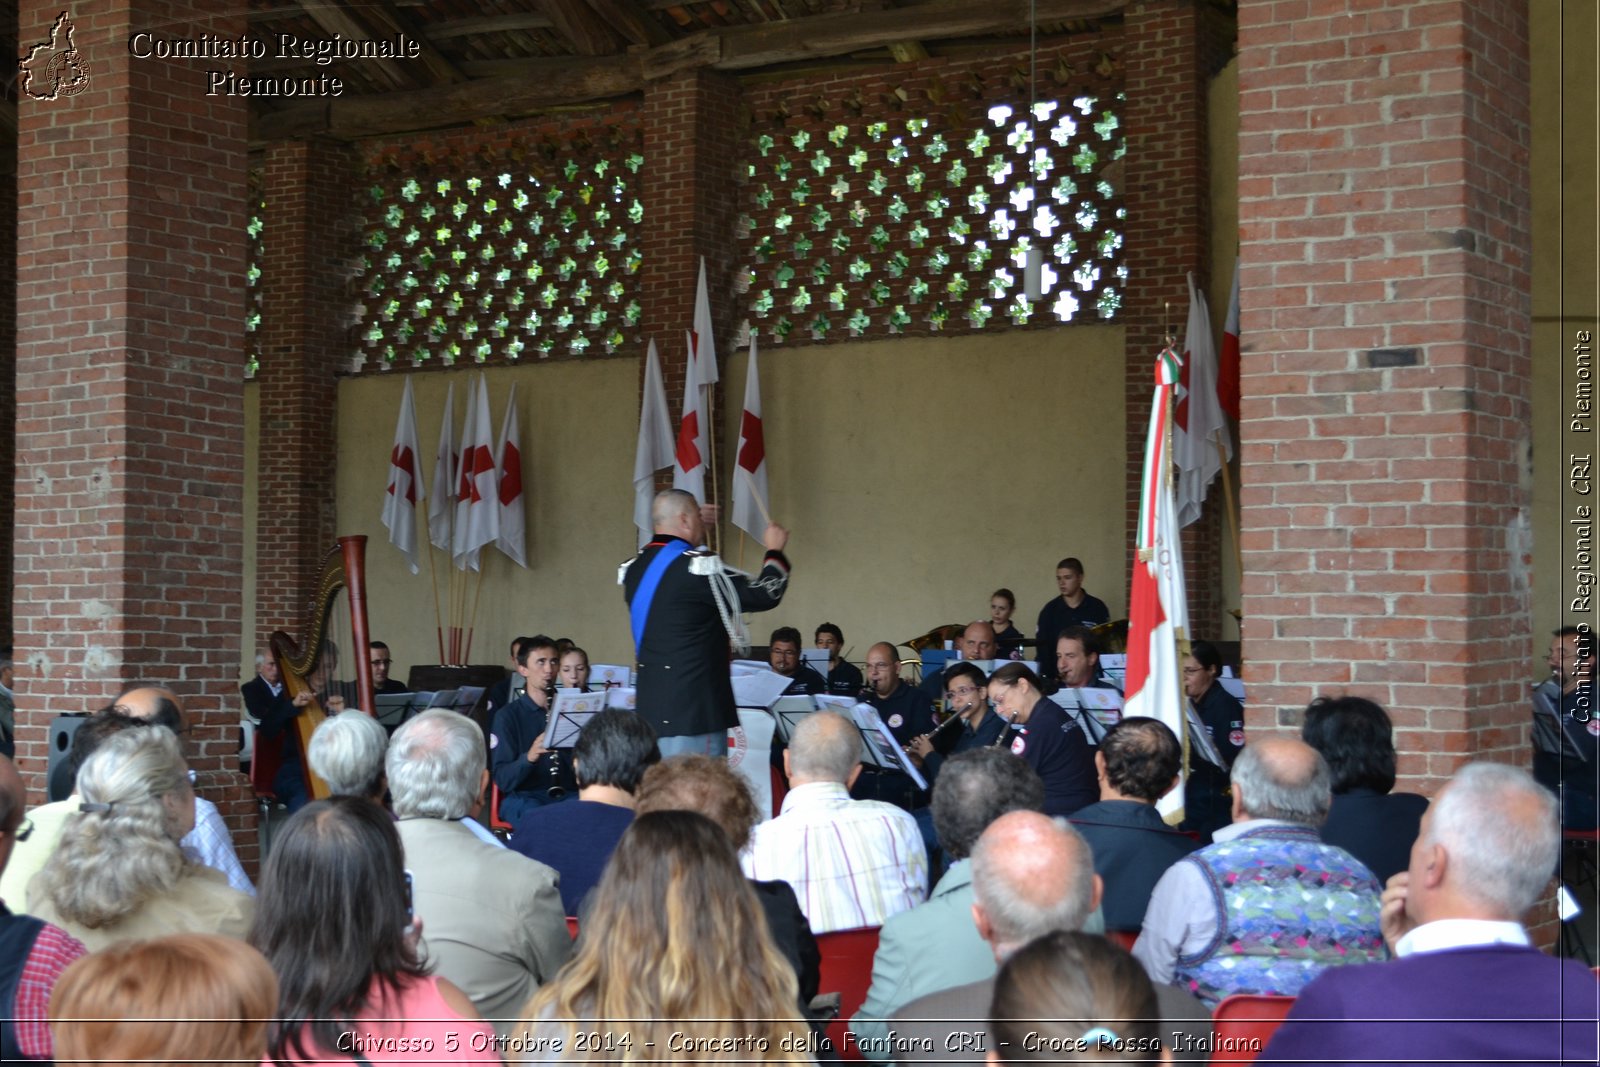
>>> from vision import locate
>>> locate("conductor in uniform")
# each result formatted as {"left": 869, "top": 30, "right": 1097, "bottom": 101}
{"left": 621, "top": 489, "right": 791, "bottom": 757}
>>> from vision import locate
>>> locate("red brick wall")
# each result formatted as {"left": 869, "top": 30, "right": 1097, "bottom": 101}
{"left": 253, "top": 141, "right": 357, "bottom": 652}
{"left": 13, "top": 0, "right": 249, "bottom": 829}
{"left": 0, "top": 73, "right": 15, "bottom": 651}
{"left": 1123, "top": 0, "right": 1228, "bottom": 638}
{"left": 1237, "top": 0, "right": 1532, "bottom": 782}
{"left": 639, "top": 69, "right": 745, "bottom": 515}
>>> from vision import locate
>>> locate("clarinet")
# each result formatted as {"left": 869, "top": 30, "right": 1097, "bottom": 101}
{"left": 543, "top": 678, "right": 567, "bottom": 799}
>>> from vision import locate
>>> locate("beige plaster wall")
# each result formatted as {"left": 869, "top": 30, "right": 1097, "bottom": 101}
{"left": 1208, "top": 55, "right": 1241, "bottom": 637}
{"left": 329, "top": 326, "right": 1126, "bottom": 674}
{"left": 1531, "top": 0, "right": 1599, "bottom": 644}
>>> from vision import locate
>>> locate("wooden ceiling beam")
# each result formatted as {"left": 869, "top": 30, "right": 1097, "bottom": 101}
{"left": 539, "top": 0, "right": 626, "bottom": 57}
{"left": 423, "top": 13, "right": 556, "bottom": 40}
{"left": 297, "top": 1, "right": 418, "bottom": 90}
{"left": 254, "top": 0, "right": 1126, "bottom": 141}
{"left": 584, "top": 0, "right": 674, "bottom": 48}
{"left": 361, "top": 0, "right": 468, "bottom": 86}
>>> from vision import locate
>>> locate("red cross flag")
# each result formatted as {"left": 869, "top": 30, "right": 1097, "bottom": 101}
{"left": 452, "top": 374, "right": 499, "bottom": 571}
{"left": 381, "top": 378, "right": 424, "bottom": 574}
{"left": 730, "top": 336, "right": 770, "bottom": 544}
{"left": 495, "top": 382, "right": 526, "bottom": 568}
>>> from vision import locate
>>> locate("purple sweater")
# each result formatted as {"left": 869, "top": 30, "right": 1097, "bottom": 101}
{"left": 1258, "top": 944, "right": 1598, "bottom": 1067}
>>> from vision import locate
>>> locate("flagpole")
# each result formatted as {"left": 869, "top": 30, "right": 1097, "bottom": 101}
{"left": 464, "top": 563, "right": 486, "bottom": 664}
{"left": 1214, "top": 437, "right": 1245, "bottom": 622}
{"left": 426, "top": 535, "right": 445, "bottom": 665}
{"left": 706, "top": 388, "right": 721, "bottom": 555}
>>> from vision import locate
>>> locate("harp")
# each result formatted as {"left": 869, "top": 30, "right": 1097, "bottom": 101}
{"left": 268, "top": 536, "right": 376, "bottom": 801}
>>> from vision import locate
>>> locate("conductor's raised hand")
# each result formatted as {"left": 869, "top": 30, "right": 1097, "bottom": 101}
{"left": 763, "top": 522, "right": 789, "bottom": 552}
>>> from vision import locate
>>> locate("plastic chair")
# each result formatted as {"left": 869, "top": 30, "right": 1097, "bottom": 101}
{"left": 1106, "top": 929, "right": 1138, "bottom": 951}
{"left": 770, "top": 764, "right": 790, "bottom": 818}
{"left": 1210, "top": 994, "right": 1295, "bottom": 1064}
{"left": 566, "top": 916, "right": 580, "bottom": 940}
{"left": 814, "top": 925, "right": 882, "bottom": 1062}
{"left": 489, "top": 783, "right": 514, "bottom": 836}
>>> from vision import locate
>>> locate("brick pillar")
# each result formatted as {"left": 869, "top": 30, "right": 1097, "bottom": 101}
{"left": 638, "top": 70, "right": 744, "bottom": 511}
{"left": 253, "top": 141, "right": 356, "bottom": 649}
{"left": 1237, "top": 0, "right": 1532, "bottom": 780}
{"left": 0, "top": 28, "right": 16, "bottom": 651}
{"left": 1123, "top": 0, "right": 1223, "bottom": 638}
{"left": 13, "top": 0, "right": 249, "bottom": 831}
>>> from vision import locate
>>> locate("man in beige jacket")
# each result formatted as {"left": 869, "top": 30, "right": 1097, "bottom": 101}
{"left": 388, "top": 709, "right": 571, "bottom": 1035}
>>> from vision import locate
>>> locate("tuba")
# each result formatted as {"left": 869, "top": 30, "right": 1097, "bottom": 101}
{"left": 269, "top": 536, "right": 376, "bottom": 801}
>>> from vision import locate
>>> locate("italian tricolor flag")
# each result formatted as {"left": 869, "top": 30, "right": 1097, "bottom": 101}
{"left": 1123, "top": 345, "right": 1193, "bottom": 822}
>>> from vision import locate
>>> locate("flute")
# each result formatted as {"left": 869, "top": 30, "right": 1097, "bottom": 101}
{"left": 992, "top": 709, "right": 1019, "bottom": 748}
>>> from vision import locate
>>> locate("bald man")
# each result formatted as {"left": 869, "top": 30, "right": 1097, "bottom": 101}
{"left": 745, "top": 710, "right": 927, "bottom": 933}
{"left": 858, "top": 642, "right": 936, "bottom": 808}
{"left": 918, "top": 621, "right": 998, "bottom": 701}
{"left": 115, "top": 686, "right": 254, "bottom": 895}
{"left": 1133, "top": 737, "right": 1385, "bottom": 1008}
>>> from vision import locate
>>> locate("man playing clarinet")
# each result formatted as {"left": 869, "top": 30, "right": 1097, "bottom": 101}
{"left": 620, "top": 490, "right": 790, "bottom": 758}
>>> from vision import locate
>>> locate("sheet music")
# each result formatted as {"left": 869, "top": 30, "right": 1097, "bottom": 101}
{"left": 1184, "top": 702, "right": 1227, "bottom": 769}
{"left": 1048, "top": 689, "right": 1116, "bottom": 745}
{"left": 604, "top": 686, "right": 638, "bottom": 710}
{"left": 732, "top": 669, "right": 796, "bottom": 710}
{"left": 450, "top": 686, "right": 485, "bottom": 714}
{"left": 590, "top": 663, "right": 632, "bottom": 687}
{"left": 544, "top": 689, "right": 609, "bottom": 749}
{"left": 850, "top": 703, "right": 928, "bottom": 791}
{"left": 1218, "top": 676, "right": 1246, "bottom": 701}
{"left": 801, "top": 647, "right": 830, "bottom": 673}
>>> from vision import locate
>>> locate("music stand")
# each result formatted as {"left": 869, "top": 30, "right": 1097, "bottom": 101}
{"left": 849, "top": 703, "right": 928, "bottom": 792}
{"left": 544, "top": 689, "right": 609, "bottom": 749}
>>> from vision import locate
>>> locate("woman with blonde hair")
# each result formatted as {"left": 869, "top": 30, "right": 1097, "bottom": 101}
{"left": 520, "top": 809, "right": 814, "bottom": 1063}
{"left": 28, "top": 726, "right": 252, "bottom": 950}
{"left": 50, "top": 933, "right": 278, "bottom": 1067}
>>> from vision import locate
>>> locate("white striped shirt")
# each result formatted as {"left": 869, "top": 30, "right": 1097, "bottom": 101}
{"left": 743, "top": 781, "right": 927, "bottom": 934}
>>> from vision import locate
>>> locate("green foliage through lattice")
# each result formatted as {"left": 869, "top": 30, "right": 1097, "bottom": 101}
{"left": 740, "top": 93, "right": 1126, "bottom": 341}
{"left": 354, "top": 138, "right": 644, "bottom": 367}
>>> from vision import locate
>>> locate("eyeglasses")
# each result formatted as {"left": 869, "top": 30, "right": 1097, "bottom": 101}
{"left": 1182, "top": 666, "right": 1204, "bottom": 676}
{"left": 6, "top": 817, "right": 32, "bottom": 842}
{"left": 947, "top": 685, "right": 982, "bottom": 698}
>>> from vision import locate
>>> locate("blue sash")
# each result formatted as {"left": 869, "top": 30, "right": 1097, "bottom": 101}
{"left": 631, "top": 540, "right": 692, "bottom": 652}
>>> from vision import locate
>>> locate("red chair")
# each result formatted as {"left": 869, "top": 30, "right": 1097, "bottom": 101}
{"left": 1210, "top": 994, "right": 1295, "bottom": 1064}
{"left": 566, "top": 916, "right": 580, "bottom": 941}
{"left": 815, "top": 926, "right": 882, "bottom": 1062}
{"left": 770, "top": 764, "right": 790, "bottom": 818}
{"left": 489, "top": 783, "right": 514, "bottom": 835}
{"left": 1106, "top": 929, "right": 1138, "bottom": 952}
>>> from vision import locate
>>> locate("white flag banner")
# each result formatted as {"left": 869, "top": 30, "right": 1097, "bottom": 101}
{"left": 633, "top": 340, "right": 675, "bottom": 546}
{"left": 452, "top": 374, "right": 499, "bottom": 570}
{"left": 1174, "top": 272, "right": 1232, "bottom": 528}
{"left": 672, "top": 332, "right": 708, "bottom": 502}
{"left": 427, "top": 381, "right": 457, "bottom": 551}
{"left": 692, "top": 256, "right": 719, "bottom": 387}
{"left": 730, "top": 337, "right": 770, "bottom": 544}
{"left": 381, "top": 378, "right": 425, "bottom": 574}
{"left": 494, "top": 382, "right": 527, "bottom": 568}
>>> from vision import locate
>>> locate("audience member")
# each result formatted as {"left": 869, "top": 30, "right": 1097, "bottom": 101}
{"left": 859, "top": 642, "right": 936, "bottom": 807}
{"left": 369, "top": 640, "right": 410, "bottom": 695}
{"left": 0, "top": 710, "right": 144, "bottom": 905}
{"left": 1179, "top": 640, "right": 1245, "bottom": 842}
{"left": 251, "top": 795, "right": 497, "bottom": 1064}
{"left": 519, "top": 811, "right": 813, "bottom": 1063}
{"left": 0, "top": 753, "right": 86, "bottom": 1062}
{"left": 559, "top": 645, "right": 591, "bottom": 690}
{"left": 1133, "top": 737, "right": 1385, "bottom": 1008}
{"left": 770, "top": 625, "right": 828, "bottom": 694}
{"left": 920, "top": 621, "right": 999, "bottom": 700}
{"left": 989, "top": 931, "right": 1165, "bottom": 1066}
{"left": 1035, "top": 557, "right": 1110, "bottom": 684}
{"left": 635, "top": 755, "right": 820, "bottom": 1005}
{"left": 511, "top": 709, "right": 660, "bottom": 915}
{"left": 816, "top": 622, "right": 864, "bottom": 695}
{"left": 1070, "top": 717, "right": 1199, "bottom": 932}
{"left": 1301, "top": 696, "right": 1429, "bottom": 884}
{"left": 28, "top": 727, "right": 253, "bottom": 951}
{"left": 988, "top": 589, "right": 1025, "bottom": 658}
{"left": 851, "top": 749, "right": 1045, "bottom": 1059}
{"left": 986, "top": 663, "right": 1097, "bottom": 817}
{"left": 1259, "top": 762, "right": 1598, "bottom": 1066}
{"left": 388, "top": 710, "right": 571, "bottom": 1033}
{"left": 1534, "top": 625, "right": 1598, "bottom": 830}
{"left": 307, "top": 709, "right": 389, "bottom": 804}
{"left": 889, "top": 812, "right": 1208, "bottom": 1066}
{"left": 490, "top": 635, "right": 577, "bottom": 823}
{"left": 50, "top": 933, "right": 276, "bottom": 1067}
{"left": 745, "top": 710, "right": 928, "bottom": 932}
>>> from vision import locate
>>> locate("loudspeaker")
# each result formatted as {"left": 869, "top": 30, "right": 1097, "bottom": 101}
{"left": 46, "top": 715, "right": 88, "bottom": 802}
